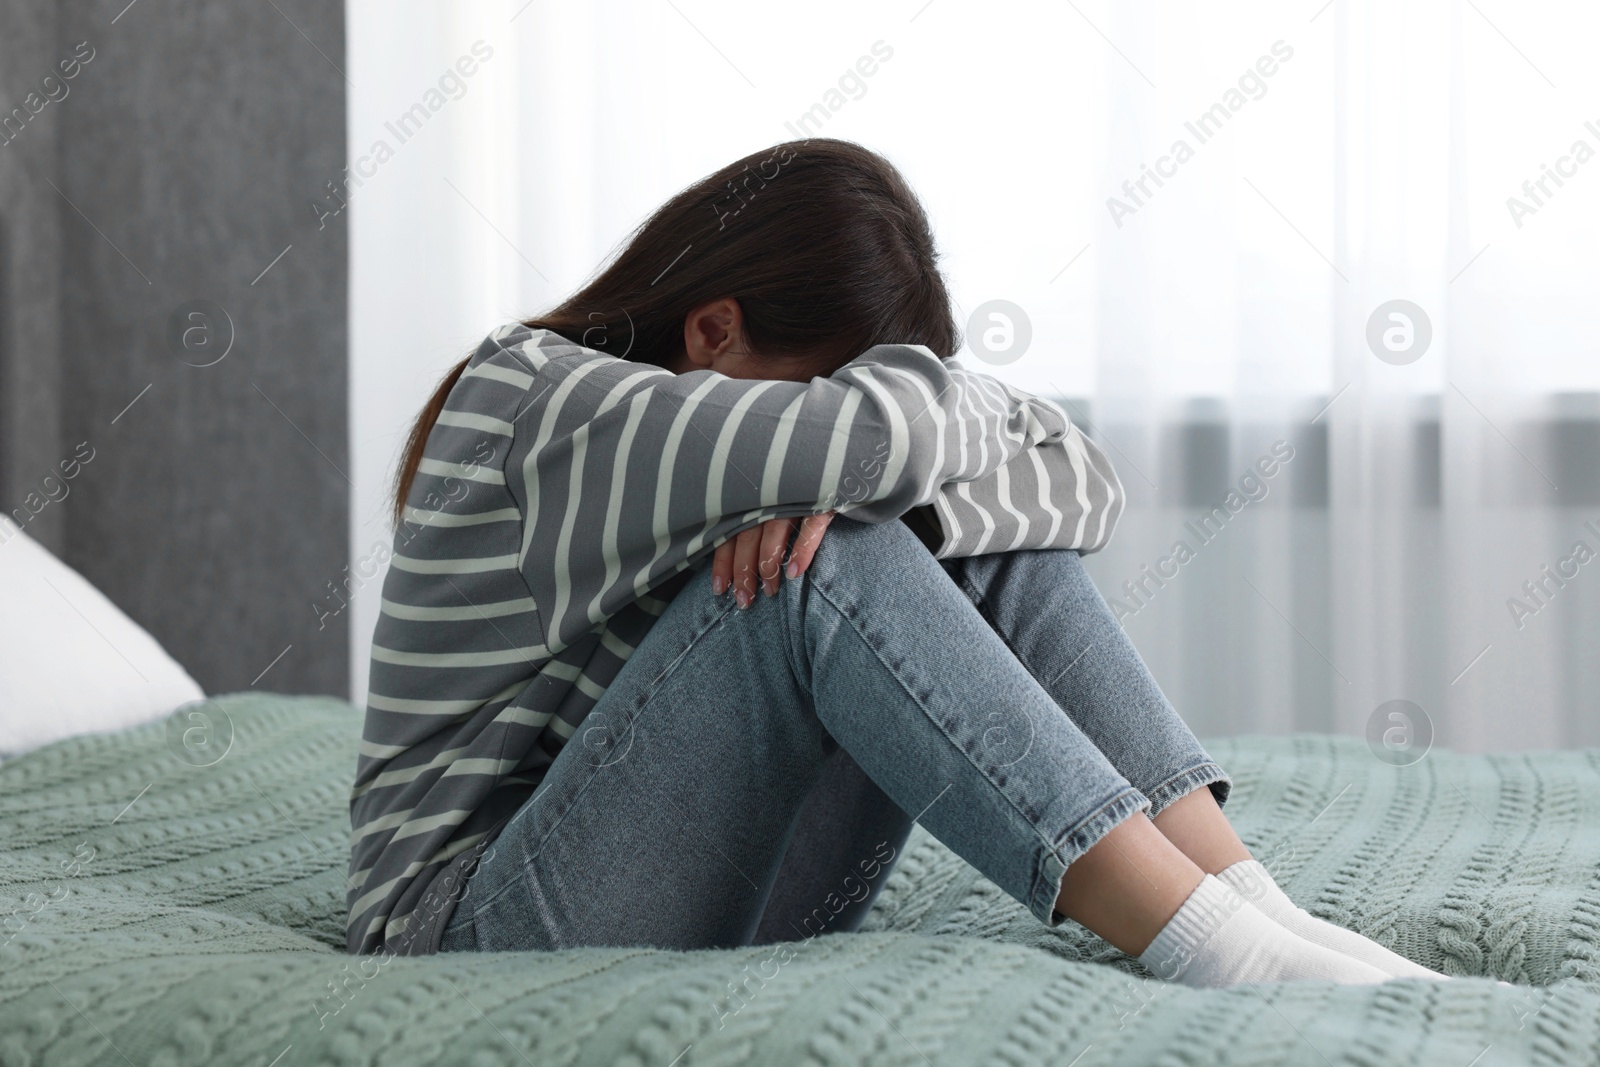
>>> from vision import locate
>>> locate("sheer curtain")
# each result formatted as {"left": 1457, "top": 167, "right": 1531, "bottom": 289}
{"left": 347, "top": 0, "right": 1600, "bottom": 750}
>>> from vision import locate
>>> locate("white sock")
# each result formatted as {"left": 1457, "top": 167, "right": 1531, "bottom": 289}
{"left": 1138, "top": 875, "right": 1391, "bottom": 988}
{"left": 1217, "top": 859, "right": 1447, "bottom": 980}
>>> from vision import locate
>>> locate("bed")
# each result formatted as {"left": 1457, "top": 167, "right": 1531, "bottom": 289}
{"left": 2, "top": 692, "right": 1597, "bottom": 1066}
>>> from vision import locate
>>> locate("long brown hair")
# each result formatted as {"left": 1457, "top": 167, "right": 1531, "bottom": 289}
{"left": 392, "top": 138, "right": 957, "bottom": 525}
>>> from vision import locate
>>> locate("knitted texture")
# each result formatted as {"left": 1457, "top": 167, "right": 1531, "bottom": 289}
{"left": 1, "top": 694, "right": 1596, "bottom": 1066}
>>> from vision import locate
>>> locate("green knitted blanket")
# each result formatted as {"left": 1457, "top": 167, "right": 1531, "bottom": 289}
{"left": 2, "top": 694, "right": 1597, "bottom": 1067}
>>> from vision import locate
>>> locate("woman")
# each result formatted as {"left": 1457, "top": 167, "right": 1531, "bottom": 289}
{"left": 347, "top": 139, "right": 1443, "bottom": 988}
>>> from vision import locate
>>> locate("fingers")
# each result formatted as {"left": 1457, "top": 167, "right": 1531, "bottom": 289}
{"left": 731, "top": 525, "right": 764, "bottom": 608}
{"left": 711, "top": 539, "right": 734, "bottom": 596}
{"left": 786, "top": 512, "right": 835, "bottom": 579}
{"left": 758, "top": 519, "right": 793, "bottom": 597}
{"left": 716, "top": 513, "right": 835, "bottom": 609}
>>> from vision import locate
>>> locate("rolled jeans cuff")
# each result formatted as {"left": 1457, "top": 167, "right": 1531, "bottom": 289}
{"left": 1031, "top": 785, "right": 1151, "bottom": 928}
{"left": 1143, "top": 761, "right": 1233, "bottom": 818}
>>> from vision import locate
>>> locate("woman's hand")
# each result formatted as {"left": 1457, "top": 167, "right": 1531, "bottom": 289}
{"left": 712, "top": 513, "right": 836, "bottom": 608}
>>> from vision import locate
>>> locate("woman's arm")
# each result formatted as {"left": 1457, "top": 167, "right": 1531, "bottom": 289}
{"left": 503, "top": 328, "right": 1113, "bottom": 647}
{"left": 708, "top": 382, "right": 1123, "bottom": 602}
{"left": 918, "top": 401, "right": 1124, "bottom": 557}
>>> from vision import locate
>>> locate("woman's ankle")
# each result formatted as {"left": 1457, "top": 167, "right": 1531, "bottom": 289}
{"left": 1054, "top": 814, "right": 1206, "bottom": 955}
{"left": 1151, "top": 787, "right": 1252, "bottom": 874}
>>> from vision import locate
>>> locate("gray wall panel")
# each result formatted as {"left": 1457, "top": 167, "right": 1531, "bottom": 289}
{"left": 0, "top": 0, "right": 64, "bottom": 553}
{"left": 6, "top": 0, "right": 350, "bottom": 694}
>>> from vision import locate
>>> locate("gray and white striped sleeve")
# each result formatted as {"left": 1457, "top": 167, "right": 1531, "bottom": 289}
{"left": 506, "top": 334, "right": 1121, "bottom": 649}
{"left": 917, "top": 378, "right": 1124, "bottom": 558}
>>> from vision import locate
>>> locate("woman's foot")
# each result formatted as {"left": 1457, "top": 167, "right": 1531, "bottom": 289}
{"left": 1216, "top": 859, "right": 1448, "bottom": 980}
{"left": 1138, "top": 875, "right": 1392, "bottom": 988}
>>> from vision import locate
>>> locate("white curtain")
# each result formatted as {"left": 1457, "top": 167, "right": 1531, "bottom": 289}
{"left": 347, "top": 0, "right": 1600, "bottom": 751}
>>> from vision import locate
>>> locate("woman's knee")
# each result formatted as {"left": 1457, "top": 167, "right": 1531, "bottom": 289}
{"left": 808, "top": 515, "right": 941, "bottom": 578}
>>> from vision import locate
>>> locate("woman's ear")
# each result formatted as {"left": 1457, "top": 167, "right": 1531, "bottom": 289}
{"left": 682, "top": 298, "right": 745, "bottom": 369}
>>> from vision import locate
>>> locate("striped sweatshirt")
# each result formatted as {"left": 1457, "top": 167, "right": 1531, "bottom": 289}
{"left": 346, "top": 321, "right": 1125, "bottom": 956}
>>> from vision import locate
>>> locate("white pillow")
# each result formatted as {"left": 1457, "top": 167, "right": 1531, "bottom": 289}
{"left": 0, "top": 520, "right": 204, "bottom": 757}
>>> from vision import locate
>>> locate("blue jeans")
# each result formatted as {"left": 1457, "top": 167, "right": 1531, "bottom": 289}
{"left": 439, "top": 516, "right": 1229, "bottom": 952}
